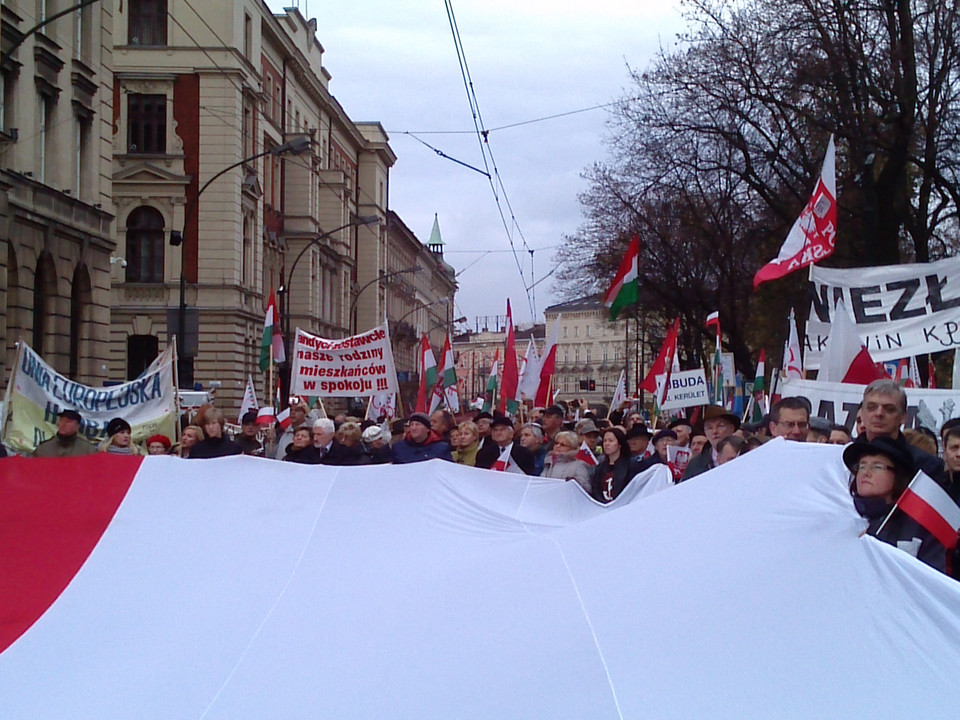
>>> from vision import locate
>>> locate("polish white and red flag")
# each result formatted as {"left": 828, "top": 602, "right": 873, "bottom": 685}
{"left": 754, "top": 135, "right": 837, "bottom": 289}
{"left": 276, "top": 406, "right": 292, "bottom": 430}
{"left": 576, "top": 440, "right": 599, "bottom": 467}
{"left": 255, "top": 406, "right": 276, "bottom": 426}
{"left": 817, "top": 301, "right": 885, "bottom": 384}
{"left": 492, "top": 445, "right": 524, "bottom": 474}
{"left": 894, "top": 471, "right": 960, "bottom": 551}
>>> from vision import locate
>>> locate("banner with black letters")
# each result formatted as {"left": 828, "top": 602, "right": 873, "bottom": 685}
{"left": 805, "top": 256, "right": 960, "bottom": 369}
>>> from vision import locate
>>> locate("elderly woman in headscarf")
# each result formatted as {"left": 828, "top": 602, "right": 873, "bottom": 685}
{"left": 98, "top": 418, "right": 146, "bottom": 456}
{"left": 541, "top": 430, "right": 592, "bottom": 492}
{"left": 844, "top": 436, "right": 947, "bottom": 574}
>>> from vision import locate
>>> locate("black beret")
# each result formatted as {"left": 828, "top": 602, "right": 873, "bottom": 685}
{"left": 490, "top": 416, "right": 514, "bottom": 429}
{"left": 105, "top": 417, "right": 131, "bottom": 436}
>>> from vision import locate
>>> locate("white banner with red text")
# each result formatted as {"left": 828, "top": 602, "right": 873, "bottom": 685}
{"left": 290, "top": 325, "right": 400, "bottom": 398}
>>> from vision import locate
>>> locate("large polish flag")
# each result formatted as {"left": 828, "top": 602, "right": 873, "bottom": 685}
{"left": 3, "top": 446, "right": 960, "bottom": 718}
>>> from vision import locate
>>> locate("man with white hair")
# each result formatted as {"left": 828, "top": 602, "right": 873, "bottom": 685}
{"left": 311, "top": 418, "right": 357, "bottom": 465}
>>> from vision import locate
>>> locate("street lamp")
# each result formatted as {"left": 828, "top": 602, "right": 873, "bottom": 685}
{"left": 348, "top": 265, "right": 421, "bottom": 331}
{"left": 394, "top": 297, "right": 451, "bottom": 327}
{"left": 168, "top": 134, "right": 312, "bottom": 387}
{"left": 281, "top": 214, "right": 380, "bottom": 347}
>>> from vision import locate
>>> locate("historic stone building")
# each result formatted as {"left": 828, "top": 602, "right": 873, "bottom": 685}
{"left": 107, "top": 0, "right": 400, "bottom": 409}
{"left": 1, "top": 0, "right": 116, "bottom": 387}
{"left": 453, "top": 323, "right": 545, "bottom": 407}
{"left": 544, "top": 295, "right": 634, "bottom": 408}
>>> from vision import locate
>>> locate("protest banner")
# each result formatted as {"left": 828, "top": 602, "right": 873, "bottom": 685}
{"left": 655, "top": 369, "right": 709, "bottom": 411}
{"left": 779, "top": 377, "right": 960, "bottom": 433}
{"left": 805, "top": 256, "right": 960, "bottom": 368}
{"left": 1, "top": 341, "right": 178, "bottom": 453}
{"left": 290, "top": 324, "right": 400, "bottom": 398}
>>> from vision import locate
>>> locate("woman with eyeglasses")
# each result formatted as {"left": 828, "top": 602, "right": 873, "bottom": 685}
{"left": 844, "top": 436, "right": 947, "bottom": 574}
{"left": 541, "top": 430, "right": 592, "bottom": 492}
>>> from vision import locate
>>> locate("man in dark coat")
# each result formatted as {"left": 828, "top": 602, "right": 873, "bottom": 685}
{"left": 391, "top": 413, "right": 453, "bottom": 464}
{"left": 235, "top": 411, "right": 264, "bottom": 456}
{"left": 475, "top": 416, "right": 536, "bottom": 475}
{"left": 682, "top": 405, "right": 739, "bottom": 480}
{"left": 311, "top": 418, "right": 361, "bottom": 465}
{"left": 189, "top": 408, "right": 243, "bottom": 459}
{"left": 860, "top": 380, "right": 945, "bottom": 485}
{"left": 33, "top": 409, "right": 97, "bottom": 458}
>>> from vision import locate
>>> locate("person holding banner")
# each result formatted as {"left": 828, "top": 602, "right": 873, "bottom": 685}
{"left": 475, "top": 417, "right": 535, "bottom": 475}
{"left": 33, "top": 409, "right": 96, "bottom": 458}
{"left": 542, "top": 431, "right": 593, "bottom": 492}
{"left": 97, "top": 418, "right": 146, "bottom": 456}
{"left": 189, "top": 408, "right": 242, "bottom": 459}
{"left": 590, "top": 428, "right": 639, "bottom": 503}
{"left": 843, "top": 437, "right": 947, "bottom": 574}
{"left": 682, "top": 406, "right": 740, "bottom": 480}
{"left": 391, "top": 413, "right": 453, "bottom": 465}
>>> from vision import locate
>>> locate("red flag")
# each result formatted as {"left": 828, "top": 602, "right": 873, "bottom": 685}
{"left": 640, "top": 318, "right": 680, "bottom": 394}
{"left": 928, "top": 358, "right": 937, "bottom": 389}
{"left": 576, "top": 440, "right": 598, "bottom": 467}
{"left": 415, "top": 335, "right": 437, "bottom": 414}
{"left": 499, "top": 301, "right": 519, "bottom": 415}
{"left": 536, "top": 315, "right": 560, "bottom": 407}
{"left": 754, "top": 136, "right": 837, "bottom": 289}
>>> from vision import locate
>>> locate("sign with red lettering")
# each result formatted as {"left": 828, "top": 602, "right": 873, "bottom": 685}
{"left": 290, "top": 325, "right": 400, "bottom": 398}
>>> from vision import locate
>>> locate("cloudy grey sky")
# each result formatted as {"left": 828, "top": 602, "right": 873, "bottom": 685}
{"left": 267, "top": 0, "right": 687, "bottom": 326}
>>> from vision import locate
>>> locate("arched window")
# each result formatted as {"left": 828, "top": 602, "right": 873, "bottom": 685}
{"left": 126, "top": 206, "right": 165, "bottom": 283}
{"left": 70, "top": 264, "right": 92, "bottom": 379}
{"left": 32, "top": 251, "right": 58, "bottom": 357}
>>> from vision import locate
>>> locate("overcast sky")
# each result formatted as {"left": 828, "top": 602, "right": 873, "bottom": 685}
{"left": 267, "top": 0, "right": 687, "bottom": 327}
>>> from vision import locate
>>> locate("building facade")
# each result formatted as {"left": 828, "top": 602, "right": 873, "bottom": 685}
{"left": 1, "top": 0, "right": 116, "bottom": 388}
{"left": 453, "top": 323, "right": 544, "bottom": 408}
{"left": 544, "top": 295, "right": 633, "bottom": 409}
{"left": 108, "top": 0, "right": 397, "bottom": 410}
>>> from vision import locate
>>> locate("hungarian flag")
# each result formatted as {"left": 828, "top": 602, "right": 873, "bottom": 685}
{"left": 751, "top": 350, "right": 768, "bottom": 422}
{"left": 259, "top": 289, "right": 286, "bottom": 371}
{"left": 602, "top": 234, "right": 640, "bottom": 320}
{"left": 706, "top": 312, "right": 724, "bottom": 405}
{"left": 415, "top": 335, "right": 437, "bottom": 414}
{"left": 818, "top": 302, "right": 885, "bottom": 384}
{"left": 893, "top": 471, "right": 960, "bottom": 552}
{"left": 499, "top": 301, "right": 519, "bottom": 416}
{"left": 753, "top": 135, "right": 837, "bottom": 289}
{"left": 429, "top": 333, "right": 460, "bottom": 414}
{"left": 482, "top": 351, "right": 499, "bottom": 413}
{"left": 640, "top": 318, "right": 680, "bottom": 395}
{"left": 535, "top": 315, "right": 560, "bottom": 407}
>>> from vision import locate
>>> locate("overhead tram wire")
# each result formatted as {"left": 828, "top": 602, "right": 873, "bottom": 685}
{"left": 389, "top": 100, "right": 624, "bottom": 136}
{"left": 443, "top": 0, "right": 537, "bottom": 320}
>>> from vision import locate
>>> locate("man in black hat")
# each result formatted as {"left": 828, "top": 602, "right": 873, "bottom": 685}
{"left": 33, "top": 409, "right": 97, "bottom": 458}
{"left": 626, "top": 424, "right": 651, "bottom": 461}
{"left": 474, "top": 411, "right": 494, "bottom": 451}
{"left": 682, "top": 405, "right": 740, "bottom": 480}
{"left": 391, "top": 412, "right": 453, "bottom": 464}
{"left": 475, "top": 416, "right": 535, "bottom": 474}
{"left": 668, "top": 418, "right": 693, "bottom": 448}
{"left": 236, "top": 411, "right": 264, "bottom": 456}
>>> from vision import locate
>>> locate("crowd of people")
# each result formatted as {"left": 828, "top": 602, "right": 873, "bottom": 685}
{"left": 13, "top": 379, "right": 960, "bottom": 578}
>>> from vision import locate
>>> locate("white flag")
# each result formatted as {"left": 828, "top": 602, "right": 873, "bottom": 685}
{"left": 782, "top": 309, "right": 803, "bottom": 380}
{"left": 238, "top": 375, "right": 258, "bottom": 423}
{"left": 517, "top": 338, "right": 542, "bottom": 401}
{"left": 610, "top": 370, "right": 627, "bottom": 411}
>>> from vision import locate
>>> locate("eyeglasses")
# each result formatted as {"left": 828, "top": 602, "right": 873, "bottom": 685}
{"left": 855, "top": 462, "right": 895, "bottom": 474}
{"left": 777, "top": 421, "right": 809, "bottom": 430}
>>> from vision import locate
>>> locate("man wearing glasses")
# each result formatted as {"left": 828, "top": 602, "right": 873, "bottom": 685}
{"left": 767, "top": 397, "right": 811, "bottom": 442}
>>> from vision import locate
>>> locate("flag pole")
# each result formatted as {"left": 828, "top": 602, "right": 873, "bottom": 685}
{"left": 875, "top": 472, "right": 921, "bottom": 537}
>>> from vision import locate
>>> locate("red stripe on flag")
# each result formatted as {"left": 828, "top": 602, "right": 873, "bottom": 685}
{"left": 897, "top": 490, "right": 960, "bottom": 551}
{"left": 0, "top": 455, "right": 140, "bottom": 655}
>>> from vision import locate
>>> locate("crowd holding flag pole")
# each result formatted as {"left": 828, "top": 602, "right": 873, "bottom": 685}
{"left": 259, "top": 288, "right": 285, "bottom": 416}
{"left": 482, "top": 350, "right": 499, "bottom": 413}
{"left": 430, "top": 333, "right": 460, "bottom": 414}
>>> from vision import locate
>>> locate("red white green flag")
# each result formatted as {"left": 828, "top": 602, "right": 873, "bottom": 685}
{"left": 415, "top": 335, "right": 437, "bottom": 414}
{"left": 602, "top": 235, "right": 640, "bottom": 320}
{"left": 482, "top": 350, "right": 499, "bottom": 413}
{"left": 259, "top": 289, "right": 285, "bottom": 372}
{"left": 429, "top": 333, "right": 460, "bottom": 414}
{"left": 499, "top": 301, "right": 519, "bottom": 416}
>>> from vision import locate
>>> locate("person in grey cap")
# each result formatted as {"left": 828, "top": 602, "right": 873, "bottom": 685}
{"left": 391, "top": 412, "right": 452, "bottom": 464}
{"left": 33, "top": 408, "right": 97, "bottom": 458}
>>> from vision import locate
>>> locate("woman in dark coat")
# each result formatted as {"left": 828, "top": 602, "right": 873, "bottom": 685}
{"left": 591, "top": 428, "right": 638, "bottom": 503}
{"left": 283, "top": 427, "right": 321, "bottom": 464}
{"left": 844, "top": 436, "right": 947, "bottom": 574}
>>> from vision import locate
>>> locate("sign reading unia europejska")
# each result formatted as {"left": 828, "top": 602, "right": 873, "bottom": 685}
{"left": 290, "top": 325, "right": 400, "bottom": 398}
{"left": 2, "top": 341, "right": 178, "bottom": 453}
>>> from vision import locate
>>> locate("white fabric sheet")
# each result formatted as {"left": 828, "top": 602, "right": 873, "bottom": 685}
{"left": 2, "top": 442, "right": 960, "bottom": 718}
